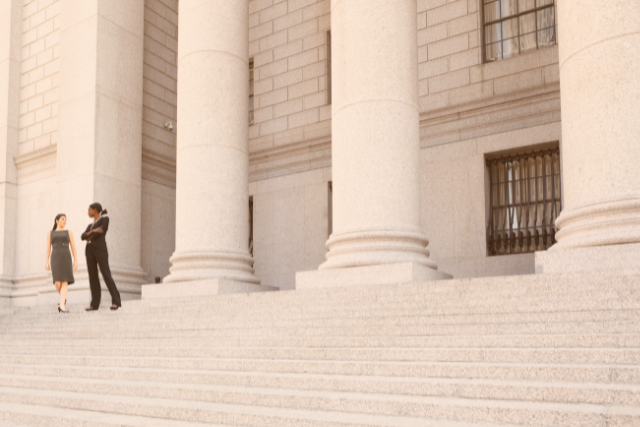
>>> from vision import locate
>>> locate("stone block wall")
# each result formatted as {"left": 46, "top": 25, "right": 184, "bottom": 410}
{"left": 417, "top": 0, "right": 561, "bottom": 278}
{"left": 18, "top": 0, "right": 60, "bottom": 157}
{"left": 248, "top": 0, "right": 332, "bottom": 181}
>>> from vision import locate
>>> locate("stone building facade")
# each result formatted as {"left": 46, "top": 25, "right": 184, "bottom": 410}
{"left": 0, "top": 0, "right": 638, "bottom": 305}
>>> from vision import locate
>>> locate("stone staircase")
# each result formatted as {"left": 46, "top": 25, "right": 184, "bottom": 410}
{"left": 0, "top": 272, "right": 639, "bottom": 426}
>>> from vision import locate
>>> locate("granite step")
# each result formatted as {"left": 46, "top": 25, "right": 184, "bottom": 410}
{"left": 6, "top": 276, "right": 639, "bottom": 313}
{"left": 2, "top": 356, "right": 640, "bottom": 385}
{"left": 3, "top": 272, "right": 639, "bottom": 320}
{"left": 0, "top": 399, "right": 554, "bottom": 427}
{"left": 5, "top": 355, "right": 640, "bottom": 385}
{"left": 7, "top": 321, "right": 640, "bottom": 346}
{"left": 0, "top": 385, "right": 637, "bottom": 427}
{"left": 4, "top": 307, "right": 640, "bottom": 330}
{"left": 2, "top": 333, "right": 640, "bottom": 349}
{"left": 5, "top": 299, "right": 640, "bottom": 330}
{"left": 5, "top": 321, "right": 640, "bottom": 341}
{"left": 0, "top": 402, "right": 234, "bottom": 427}
{"left": 1, "top": 368, "right": 639, "bottom": 406}
{"left": 4, "top": 295, "right": 640, "bottom": 332}
{"left": 1, "top": 346, "right": 639, "bottom": 365}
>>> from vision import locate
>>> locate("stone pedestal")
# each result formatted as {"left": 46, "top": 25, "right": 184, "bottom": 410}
{"left": 551, "top": 0, "right": 640, "bottom": 249}
{"left": 142, "top": 279, "right": 277, "bottom": 300}
{"left": 536, "top": 243, "right": 640, "bottom": 275}
{"left": 538, "top": 0, "right": 640, "bottom": 273}
{"left": 163, "top": 0, "right": 260, "bottom": 288}
{"left": 296, "top": 0, "right": 448, "bottom": 288}
{"left": 297, "top": 262, "right": 451, "bottom": 290}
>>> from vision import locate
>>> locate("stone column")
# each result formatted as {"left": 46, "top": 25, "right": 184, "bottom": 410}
{"left": 297, "top": 0, "right": 448, "bottom": 289}
{"left": 54, "top": 0, "right": 147, "bottom": 304}
{"left": 535, "top": 0, "right": 640, "bottom": 273}
{"left": 0, "top": 0, "right": 21, "bottom": 305}
{"left": 162, "top": 0, "right": 259, "bottom": 285}
{"left": 552, "top": 0, "right": 640, "bottom": 249}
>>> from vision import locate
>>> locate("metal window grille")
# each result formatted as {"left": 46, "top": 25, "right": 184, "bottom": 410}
{"left": 483, "top": 0, "right": 556, "bottom": 63}
{"left": 486, "top": 147, "right": 561, "bottom": 256}
{"left": 249, "top": 59, "right": 254, "bottom": 124}
{"left": 249, "top": 198, "right": 254, "bottom": 256}
{"left": 327, "top": 31, "right": 332, "bottom": 105}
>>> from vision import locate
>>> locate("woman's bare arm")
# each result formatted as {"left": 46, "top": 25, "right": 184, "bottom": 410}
{"left": 68, "top": 230, "right": 79, "bottom": 270}
{"left": 45, "top": 231, "right": 51, "bottom": 270}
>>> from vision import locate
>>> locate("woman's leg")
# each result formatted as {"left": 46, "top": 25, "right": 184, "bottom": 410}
{"left": 96, "top": 250, "right": 121, "bottom": 307}
{"left": 86, "top": 248, "right": 101, "bottom": 309}
{"left": 55, "top": 281, "right": 62, "bottom": 293}
{"left": 60, "top": 282, "right": 68, "bottom": 310}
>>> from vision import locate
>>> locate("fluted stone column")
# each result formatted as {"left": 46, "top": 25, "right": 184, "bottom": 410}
{"left": 296, "top": 0, "right": 449, "bottom": 289}
{"left": 536, "top": 0, "right": 640, "bottom": 273}
{"left": 162, "top": 0, "right": 259, "bottom": 286}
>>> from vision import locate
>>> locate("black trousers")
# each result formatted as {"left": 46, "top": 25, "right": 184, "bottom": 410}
{"left": 86, "top": 245, "right": 121, "bottom": 307}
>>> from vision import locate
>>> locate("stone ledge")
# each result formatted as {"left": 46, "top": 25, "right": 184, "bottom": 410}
{"left": 295, "top": 262, "right": 452, "bottom": 290}
{"left": 142, "top": 278, "right": 278, "bottom": 300}
{"left": 535, "top": 242, "right": 640, "bottom": 275}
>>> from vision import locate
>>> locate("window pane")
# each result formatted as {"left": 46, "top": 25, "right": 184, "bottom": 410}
{"left": 537, "top": 7, "right": 555, "bottom": 29}
{"left": 518, "top": 0, "right": 535, "bottom": 12}
{"left": 519, "top": 12, "right": 536, "bottom": 34}
{"left": 484, "top": 1, "right": 501, "bottom": 22}
{"left": 537, "top": 28, "right": 555, "bottom": 47}
{"left": 501, "top": 0, "right": 518, "bottom": 17}
{"left": 502, "top": 17, "right": 519, "bottom": 39}
{"left": 537, "top": 0, "right": 553, "bottom": 6}
{"left": 520, "top": 32, "right": 537, "bottom": 51}
{"left": 502, "top": 37, "right": 519, "bottom": 58}
{"left": 486, "top": 41, "right": 502, "bottom": 61}
{"left": 485, "top": 23, "right": 502, "bottom": 43}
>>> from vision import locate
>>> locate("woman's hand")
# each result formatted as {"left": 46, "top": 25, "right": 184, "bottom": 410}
{"left": 45, "top": 262, "right": 50, "bottom": 271}
{"left": 92, "top": 227, "right": 103, "bottom": 234}
{"left": 73, "top": 261, "right": 78, "bottom": 271}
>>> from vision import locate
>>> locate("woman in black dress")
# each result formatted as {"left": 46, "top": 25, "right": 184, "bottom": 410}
{"left": 45, "top": 214, "right": 79, "bottom": 313}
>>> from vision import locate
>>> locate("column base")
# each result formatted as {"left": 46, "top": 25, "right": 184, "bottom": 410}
{"left": 142, "top": 278, "right": 278, "bottom": 300}
{"left": 296, "top": 262, "right": 452, "bottom": 290}
{"left": 535, "top": 242, "right": 640, "bottom": 275}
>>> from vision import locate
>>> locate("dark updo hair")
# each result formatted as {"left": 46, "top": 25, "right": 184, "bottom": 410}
{"left": 90, "top": 202, "right": 108, "bottom": 216}
{"left": 52, "top": 214, "right": 66, "bottom": 231}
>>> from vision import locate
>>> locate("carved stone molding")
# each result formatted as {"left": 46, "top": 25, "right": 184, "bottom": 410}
{"left": 142, "top": 150, "right": 176, "bottom": 188}
{"left": 14, "top": 145, "right": 57, "bottom": 183}
{"left": 249, "top": 135, "right": 332, "bottom": 181}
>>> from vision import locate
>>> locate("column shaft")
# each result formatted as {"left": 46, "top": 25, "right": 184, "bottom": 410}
{"left": 164, "top": 0, "right": 258, "bottom": 284}
{"left": 0, "top": 0, "right": 21, "bottom": 302}
{"left": 321, "top": 0, "right": 437, "bottom": 270}
{"left": 57, "top": 0, "right": 146, "bottom": 291}
{"left": 553, "top": 0, "right": 640, "bottom": 249}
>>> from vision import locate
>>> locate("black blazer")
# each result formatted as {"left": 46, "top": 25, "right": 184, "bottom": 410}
{"left": 81, "top": 216, "right": 110, "bottom": 252}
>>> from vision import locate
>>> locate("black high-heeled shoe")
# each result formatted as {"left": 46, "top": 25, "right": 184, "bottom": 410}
{"left": 58, "top": 306, "right": 69, "bottom": 314}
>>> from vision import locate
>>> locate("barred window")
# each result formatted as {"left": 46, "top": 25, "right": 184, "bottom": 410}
{"left": 327, "top": 31, "right": 332, "bottom": 105}
{"left": 483, "top": 0, "right": 556, "bottom": 63}
{"left": 249, "top": 197, "right": 254, "bottom": 256}
{"left": 249, "top": 58, "right": 254, "bottom": 124}
{"left": 486, "top": 146, "right": 561, "bottom": 256}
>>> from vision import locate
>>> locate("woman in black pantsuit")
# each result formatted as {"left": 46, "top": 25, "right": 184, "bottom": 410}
{"left": 82, "top": 203, "right": 121, "bottom": 311}
{"left": 45, "top": 213, "right": 79, "bottom": 313}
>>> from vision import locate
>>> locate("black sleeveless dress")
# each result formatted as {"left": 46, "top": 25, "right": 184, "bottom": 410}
{"left": 50, "top": 230, "right": 74, "bottom": 284}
